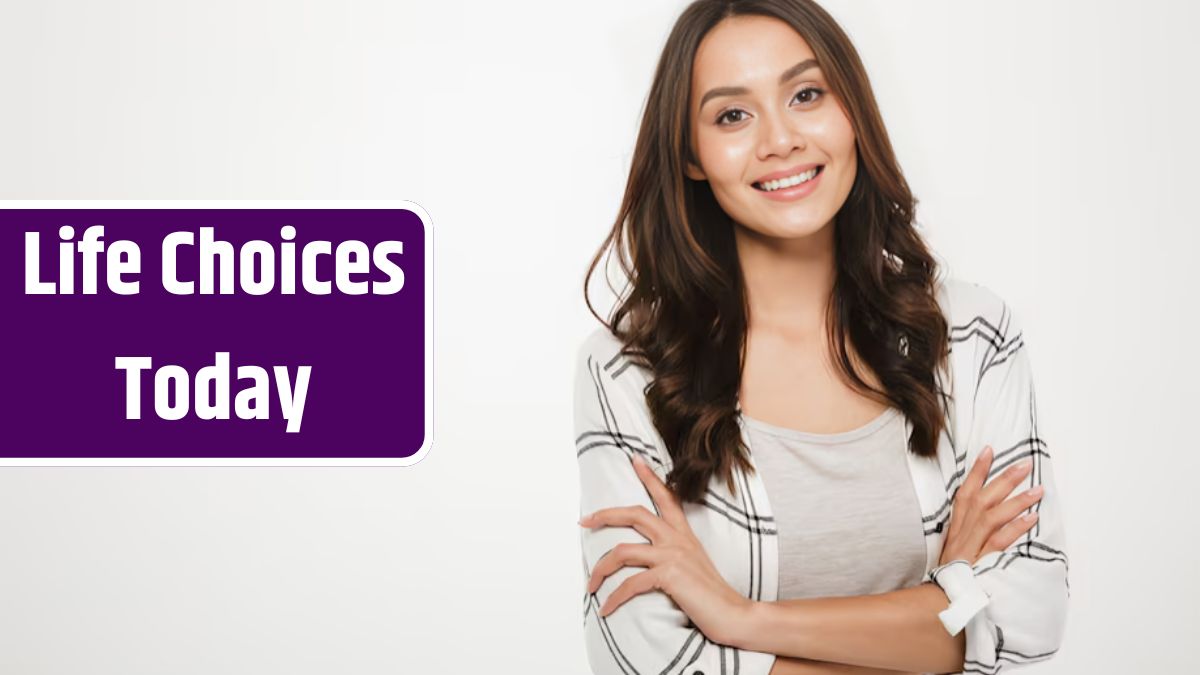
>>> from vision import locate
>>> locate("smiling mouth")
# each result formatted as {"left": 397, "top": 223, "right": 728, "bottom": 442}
{"left": 752, "top": 165, "right": 824, "bottom": 192}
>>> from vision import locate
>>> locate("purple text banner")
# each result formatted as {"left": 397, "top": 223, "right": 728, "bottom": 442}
{"left": 0, "top": 202, "right": 431, "bottom": 465}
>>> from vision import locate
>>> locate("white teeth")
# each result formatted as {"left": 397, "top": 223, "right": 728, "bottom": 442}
{"left": 759, "top": 167, "right": 820, "bottom": 192}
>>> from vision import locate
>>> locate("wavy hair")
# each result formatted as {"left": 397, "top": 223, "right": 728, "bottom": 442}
{"left": 584, "top": 0, "right": 950, "bottom": 503}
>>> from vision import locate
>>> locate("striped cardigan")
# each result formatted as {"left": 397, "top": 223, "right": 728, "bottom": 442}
{"left": 574, "top": 276, "right": 1069, "bottom": 675}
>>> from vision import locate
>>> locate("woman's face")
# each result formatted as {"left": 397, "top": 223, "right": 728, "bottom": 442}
{"left": 686, "top": 15, "right": 857, "bottom": 241}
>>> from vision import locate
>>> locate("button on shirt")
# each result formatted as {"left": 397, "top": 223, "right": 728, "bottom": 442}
{"left": 741, "top": 406, "right": 929, "bottom": 600}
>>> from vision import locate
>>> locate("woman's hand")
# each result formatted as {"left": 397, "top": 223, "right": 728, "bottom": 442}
{"left": 939, "top": 445, "right": 1045, "bottom": 567}
{"left": 579, "top": 454, "right": 752, "bottom": 646}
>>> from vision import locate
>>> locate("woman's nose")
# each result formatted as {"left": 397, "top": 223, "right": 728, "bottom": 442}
{"left": 757, "top": 111, "right": 805, "bottom": 160}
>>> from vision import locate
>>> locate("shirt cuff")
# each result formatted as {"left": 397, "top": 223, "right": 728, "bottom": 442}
{"left": 926, "top": 560, "right": 990, "bottom": 636}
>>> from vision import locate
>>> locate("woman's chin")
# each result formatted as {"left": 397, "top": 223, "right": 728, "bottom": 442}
{"left": 740, "top": 214, "right": 832, "bottom": 242}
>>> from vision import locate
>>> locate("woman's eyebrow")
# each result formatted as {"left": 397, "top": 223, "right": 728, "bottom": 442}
{"left": 698, "top": 58, "right": 820, "bottom": 110}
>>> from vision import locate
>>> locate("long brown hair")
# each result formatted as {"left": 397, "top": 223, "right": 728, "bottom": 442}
{"left": 584, "top": 0, "right": 950, "bottom": 503}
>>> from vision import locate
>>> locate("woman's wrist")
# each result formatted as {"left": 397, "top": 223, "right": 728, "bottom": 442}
{"left": 723, "top": 598, "right": 754, "bottom": 650}
{"left": 727, "top": 599, "right": 784, "bottom": 652}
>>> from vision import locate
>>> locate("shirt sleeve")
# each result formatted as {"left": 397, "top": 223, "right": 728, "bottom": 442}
{"left": 954, "top": 300, "right": 1071, "bottom": 674}
{"left": 573, "top": 336, "right": 777, "bottom": 675}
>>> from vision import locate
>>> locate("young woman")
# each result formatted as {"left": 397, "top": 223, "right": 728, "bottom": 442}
{"left": 573, "top": 1, "right": 1068, "bottom": 675}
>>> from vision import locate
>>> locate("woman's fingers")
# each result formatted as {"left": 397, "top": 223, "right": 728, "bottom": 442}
{"left": 973, "top": 483, "right": 1044, "bottom": 559}
{"left": 599, "top": 568, "right": 659, "bottom": 617}
{"left": 586, "top": 542, "right": 657, "bottom": 594}
{"left": 943, "top": 446, "right": 995, "bottom": 554}
{"left": 978, "top": 508, "right": 1041, "bottom": 560}
{"left": 630, "top": 455, "right": 690, "bottom": 534}
{"left": 958, "top": 445, "right": 994, "bottom": 501}
{"left": 988, "top": 482, "right": 1045, "bottom": 530}
{"left": 943, "top": 445, "right": 1016, "bottom": 565}
{"left": 978, "top": 456, "right": 1035, "bottom": 509}
{"left": 579, "top": 505, "right": 671, "bottom": 544}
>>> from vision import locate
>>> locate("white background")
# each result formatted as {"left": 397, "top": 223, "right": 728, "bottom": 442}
{"left": 1, "top": 0, "right": 1195, "bottom": 672}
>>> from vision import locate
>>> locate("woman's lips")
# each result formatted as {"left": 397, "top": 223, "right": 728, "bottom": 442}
{"left": 753, "top": 165, "right": 824, "bottom": 202}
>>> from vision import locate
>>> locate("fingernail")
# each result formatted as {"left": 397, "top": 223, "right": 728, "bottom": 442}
{"left": 1026, "top": 485, "right": 1044, "bottom": 498}
{"left": 632, "top": 454, "right": 645, "bottom": 467}
{"left": 1023, "top": 512, "right": 1039, "bottom": 522}
{"left": 1016, "top": 459, "right": 1033, "bottom": 471}
{"left": 579, "top": 513, "right": 592, "bottom": 525}
{"left": 983, "top": 446, "right": 993, "bottom": 459}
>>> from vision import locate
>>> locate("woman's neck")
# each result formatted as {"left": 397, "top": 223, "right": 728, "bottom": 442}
{"left": 734, "top": 220, "right": 837, "bottom": 338}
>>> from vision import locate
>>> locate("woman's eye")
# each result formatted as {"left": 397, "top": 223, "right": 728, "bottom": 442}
{"left": 715, "top": 87, "right": 825, "bottom": 127}
{"left": 716, "top": 109, "right": 747, "bottom": 126}
{"left": 794, "top": 86, "right": 824, "bottom": 105}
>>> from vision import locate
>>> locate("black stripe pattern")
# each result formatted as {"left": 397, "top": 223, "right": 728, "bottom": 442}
{"left": 577, "top": 346, "right": 756, "bottom": 674}
{"left": 943, "top": 295, "right": 1070, "bottom": 674}
{"left": 576, "top": 281, "right": 1068, "bottom": 675}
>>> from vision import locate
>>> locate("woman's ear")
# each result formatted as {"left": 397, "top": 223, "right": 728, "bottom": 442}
{"left": 685, "top": 160, "right": 707, "bottom": 182}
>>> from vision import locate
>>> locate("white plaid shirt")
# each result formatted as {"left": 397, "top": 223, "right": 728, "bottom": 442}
{"left": 574, "top": 276, "right": 1069, "bottom": 675}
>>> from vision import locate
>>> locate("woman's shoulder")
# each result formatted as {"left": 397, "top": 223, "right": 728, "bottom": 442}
{"left": 575, "top": 323, "right": 626, "bottom": 367}
{"left": 935, "top": 273, "right": 1015, "bottom": 331}
{"left": 935, "top": 273, "right": 1032, "bottom": 402}
{"left": 574, "top": 321, "right": 654, "bottom": 399}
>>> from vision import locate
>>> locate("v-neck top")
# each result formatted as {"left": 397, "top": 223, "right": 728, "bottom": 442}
{"left": 741, "top": 406, "right": 929, "bottom": 600}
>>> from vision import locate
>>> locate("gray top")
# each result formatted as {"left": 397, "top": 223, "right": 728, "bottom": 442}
{"left": 742, "top": 406, "right": 928, "bottom": 601}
